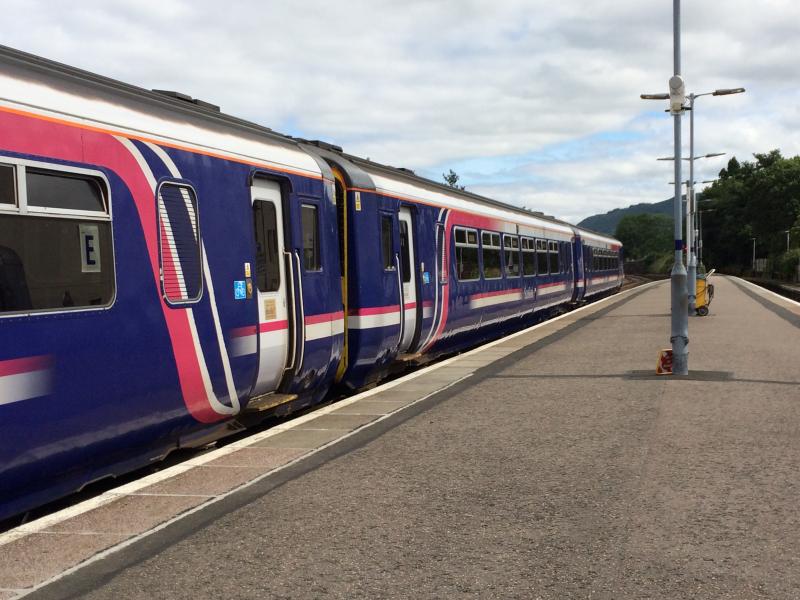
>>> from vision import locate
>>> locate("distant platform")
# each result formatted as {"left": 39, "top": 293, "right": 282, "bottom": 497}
{"left": 4, "top": 277, "right": 800, "bottom": 599}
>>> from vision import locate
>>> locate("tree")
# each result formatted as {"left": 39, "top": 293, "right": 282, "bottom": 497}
{"left": 700, "top": 149, "right": 800, "bottom": 275}
{"left": 615, "top": 213, "right": 673, "bottom": 262}
{"left": 442, "top": 169, "right": 465, "bottom": 190}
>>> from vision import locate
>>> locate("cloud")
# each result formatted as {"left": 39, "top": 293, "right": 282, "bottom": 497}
{"left": 3, "top": 0, "right": 798, "bottom": 223}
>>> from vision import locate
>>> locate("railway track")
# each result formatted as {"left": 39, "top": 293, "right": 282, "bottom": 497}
{"left": 621, "top": 274, "right": 665, "bottom": 290}
{"left": 744, "top": 277, "right": 800, "bottom": 302}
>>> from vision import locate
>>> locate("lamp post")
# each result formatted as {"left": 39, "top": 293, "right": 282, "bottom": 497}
{"left": 786, "top": 230, "right": 791, "bottom": 252}
{"left": 695, "top": 181, "right": 717, "bottom": 269}
{"left": 697, "top": 208, "right": 716, "bottom": 268}
{"left": 639, "top": 0, "right": 688, "bottom": 374}
{"left": 660, "top": 154, "right": 724, "bottom": 272}
{"left": 752, "top": 238, "right": 757, "bottom": 272}
{"left": 686, "top": 87, "right": 744, "bottom": 313}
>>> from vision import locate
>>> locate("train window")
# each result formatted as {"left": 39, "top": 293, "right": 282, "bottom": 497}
{"left": 0, "top": 215, "right": 115, "bottom": 313}
{"left": 301, "top": 204, "right": 321, "bottom": 272}
{"left": 381, "top": 215, "right": 394, "bottom": 270}
{"left": 503, "top": 235, "right": 520, "bottom": 277}
{"left": 0, "top": 165, "right": 114, "bottom": 314}
{"left": 27, "top": 168, "right": 106, "bottom": 213}
{"left": 536, "top": 239, "right": 549, "bottom": 275}
{"left": 549, "top": 241, "right": 560, "bottom": 274}
{"left": 399, "top": 220, "right": 411, "bottom": 283}
{"left": 482, "top": 231, "right": 501, "bottom": 279}
{"left": 454, "top": 226, "right": 479, "bottom": 281}
{"left": 158, "top": 183, "right": 202, "bottom": 304}
{"left": 0, "top": 165, "right": 15, "bottom": 205}
{"left": 253, "top": 200, "right": 280, "bottom": 292}
{"left": 521, "top": 237, "right": 536, "bottom": 276}
{"left": 584, "top": 247, "right": 591, "bottom": 272}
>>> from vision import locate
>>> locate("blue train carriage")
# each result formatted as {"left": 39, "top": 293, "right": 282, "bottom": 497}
{"left": 573, "top": 228, "right": 624, "bottom": 300}
{"left": 0, "top": 46, "right": 343, "bottom": 520}
{"left": 295, "top": 142, "right": 581, "bottom": 391}
{"left": 0, "top": 44, "right": 626, "bottom": 521}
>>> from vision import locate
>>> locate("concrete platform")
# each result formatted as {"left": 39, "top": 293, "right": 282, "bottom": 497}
{"left": 3, "top": 276, "right": 800, "bottom": 599}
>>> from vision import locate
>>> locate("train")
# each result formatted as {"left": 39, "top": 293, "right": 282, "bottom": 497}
{"left": 0, "top": 46, "right": 623, "bottom": 521}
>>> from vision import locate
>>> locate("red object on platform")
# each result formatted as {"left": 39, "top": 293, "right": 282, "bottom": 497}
{"left": 656, "top": 349, "right": 673, "bottom": 375}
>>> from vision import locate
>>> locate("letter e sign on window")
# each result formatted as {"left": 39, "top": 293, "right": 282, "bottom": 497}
{"left": 79, "top": 223, "right": 101, "bottom": 273}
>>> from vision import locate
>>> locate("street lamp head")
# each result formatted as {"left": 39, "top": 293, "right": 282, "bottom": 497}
{"left": 640, "top": 93, "right": 670, "bottom": 100}
{"left": 659, "top": 153, "right": 726, "bottom": 162}
{"left": 712, "top": 87, "right": 746, "bottom": 96}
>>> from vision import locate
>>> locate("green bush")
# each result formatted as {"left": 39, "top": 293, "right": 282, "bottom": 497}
{"left": 648, "top": 253, "right": 674, "bottom": 274}
{"left": 775, "top": 249, "right": 800, "bottom": 280}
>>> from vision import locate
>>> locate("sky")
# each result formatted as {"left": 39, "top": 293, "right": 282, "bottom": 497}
{"left": 3, "top": 0, "right": 799, "bottom": 224}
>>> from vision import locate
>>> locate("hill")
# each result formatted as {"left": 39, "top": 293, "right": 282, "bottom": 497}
{"left": 577, "top": 198, "right": 673, "bottom": 235}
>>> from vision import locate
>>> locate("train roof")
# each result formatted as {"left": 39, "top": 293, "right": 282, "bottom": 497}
{"left": 0, "top": 44, "right": 620, "bottom": 245}
{"left": 297, "top": 142, "right": 622, "bottom": 244}
{"left": 298, "top": 141, "right": 574, "bottom": 237}
{"left": 0, "top": 45, "right": 323, "bottom": 178}
{"left": 572, "top": 229, "right": 621, "bottom": 247}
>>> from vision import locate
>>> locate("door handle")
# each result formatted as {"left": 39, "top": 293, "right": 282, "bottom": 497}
{"left": 293, "top": 250, "right": 306, "bottom": 372}
{"left": 395, "top": 252, "right": 404, "bottom": 352}
{"left": 283, "top": 250, "right": 296, "bottom": 371}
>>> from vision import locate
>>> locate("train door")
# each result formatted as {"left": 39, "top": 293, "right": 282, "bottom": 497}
{"left": 398, "top": 207, "right": 418, "bottom": 352}
{"left": 571, "top": 237, "right": 583, "bottom": 302}
{"left": 332, "top": 167, "right": 349, "bottom": 382}
{"left": 251, "top": 179, "right": 292, "bottom": 396}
